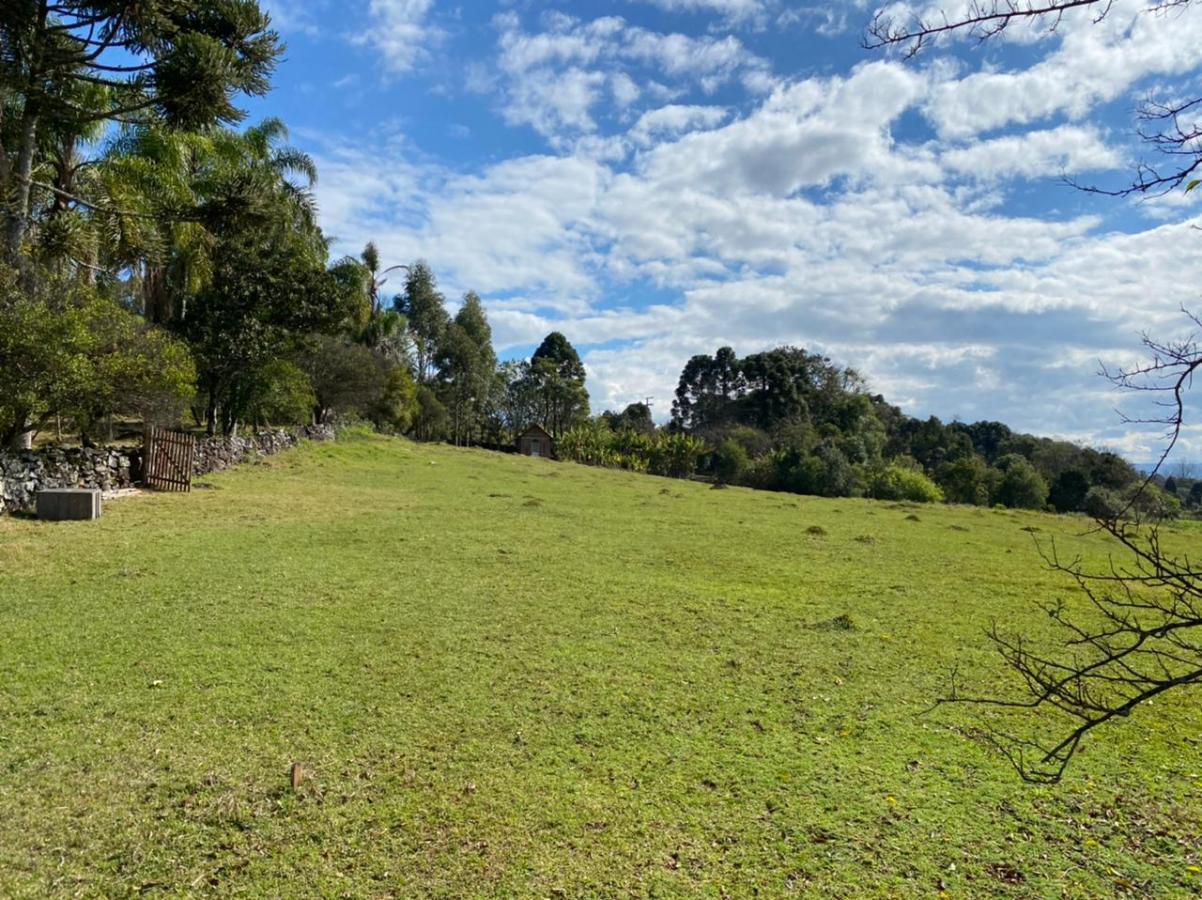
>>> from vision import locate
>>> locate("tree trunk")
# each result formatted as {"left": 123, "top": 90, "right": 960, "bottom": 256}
{"left": 5, "top": 107, "right": 39, "bottom": 263}
{"left": 6, "top": 430, "right": 33, "bottom": 451}
{"left": 4, "top": 3, "right": 47, "bottom": 265}
{"left": 205, "top": 388, "right": 218, "bottom": 437}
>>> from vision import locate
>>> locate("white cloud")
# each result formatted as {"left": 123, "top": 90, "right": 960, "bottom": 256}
{"left": 924, "top": 0, "right": 1202, "bottom": 137}
{"left": 262, "top": 0, "right": 323, "bottom": 36}
{"left": 629, "top": 104, "right": 730, "bottom": 145}
{"left": 358, "top": 0, "right": 440, "bottom": 75}
{"left": 491, "top": 11, "right": 772, "bottom": 140}
{"left": 633, "top": 0, "right": 775, "bottom": 22}
{"left": 940, "top": 125, "right": 1121, "bottom": 179}
{"left": 633, "top": 62, "right": 934, "bottom": 196}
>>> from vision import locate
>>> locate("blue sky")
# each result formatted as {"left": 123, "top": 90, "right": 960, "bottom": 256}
{"left": 253, "top": 0, "right": 1202, "bottom": 459}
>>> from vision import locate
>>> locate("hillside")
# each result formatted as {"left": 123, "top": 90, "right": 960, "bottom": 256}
{"left": 0, "top": 435, "right": 1198, "bottom": 896}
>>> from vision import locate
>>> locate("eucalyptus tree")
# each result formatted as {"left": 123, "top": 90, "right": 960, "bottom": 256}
{"left": 394, "top": 261, "right": 449, "bottom": 385}
{"left": 436, "top": 291, "right": 497, "bottom": 445}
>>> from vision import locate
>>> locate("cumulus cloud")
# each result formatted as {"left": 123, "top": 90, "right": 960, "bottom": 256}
{"left": 632, "top": 0, "right": 776, "bottom": 23}
{"left": 923, "top": 0, "right": 1202, "bottom": 137}
{"left": 490, "top": 11, "right": 773, "bottom": 140}
{"left": 357, "top": 0, "right": 441, "bottom": 75}
{"left": 940, "top": 125, "right": 1121, "bottom": 180}
{"left": 629, "top": 104, "right": 731, "bottom": 145}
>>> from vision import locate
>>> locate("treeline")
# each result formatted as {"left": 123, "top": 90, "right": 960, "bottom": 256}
{"left": 559, "top": 346, "right": 1181, "bottom": 516}
{"left": 0, "top": 3, "right": 590, "bottom": 453}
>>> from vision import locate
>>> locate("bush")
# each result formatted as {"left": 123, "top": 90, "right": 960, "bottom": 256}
{"left": 612, "top": 429, "right": 653, "bottom": 468}
{"left": 1083, "top": 486, "right": 1122, "bottom": 519}
{"left": 649, "top": 432, "right": 708, "bottom": 478}
{"left": 713, "top": 438, "right": 750, "bottom": 484}
{"left": 779, "top": 442, "right": 854, "bottom": 498}
{"left": 0, "top": 279, "right": 196, "bottom": 444}
{"left": 558, "top": 420, "right": 616, "bottom": 466}
{"left": 369, "top": 365, "right": 418, "bottom": 433}
{"left": 1085, "top": 482, "right": 1181, "bottom": 521}
{"left": 726, "top": 425, "right": 773, "bottom": 458}
{"left": 863, "top": 462, "right": 945, "bottom": 503}
{"left": 1125, "top": 482, "right": 1181, "bottom": 520}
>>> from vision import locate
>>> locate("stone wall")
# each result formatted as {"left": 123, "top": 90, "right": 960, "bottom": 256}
{"left": 0, "top": 425, "right": 334, "bottom": 516}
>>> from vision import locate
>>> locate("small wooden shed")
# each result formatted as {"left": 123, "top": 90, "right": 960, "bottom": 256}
{"left": 518, "top": 424, "right": 554, "bottom": 459}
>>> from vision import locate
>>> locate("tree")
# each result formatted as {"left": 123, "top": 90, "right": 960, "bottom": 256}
{"left": 528, "top": 332, "right": 589, "bottom": 436}
{"left": 741, "top": 347, "right": 844, "bottom": 432}
{"left": 0, "top": 1, "right": 281, "bottom": 265}
{"left": 1048, "top": 470, "right": 1091, "bottom": 513}
{"left": 394, "top": 262, "right": 448, "bottom": 385}
{"left": 299, "top": 335, "right": 390, "bottom": 426}
{"left": 0, "top": 267, "right": 194, "bottom": 446}
{"left": 106, "top": 118, "right": 320, "bottom": 326}
{"left": 370, "top": 365, "right": 418, "bottom": 434}
{"left": 1190, "top": 481, "right": 1202, "bottom": 508}
{"left": 436, "top": 291, "right": 497, "bottom": 445}
{"left": 604, "top": 402, "right": 655, "bottom": 435}
{"left": 183, "top": 223, "right": 353, "bottom": 435}
{"left": 866, "top": 1, "right": 1202, "bottom": 198}
{"left": 413, "top": 385, "right": 448, "bottom": 442}
{"left": 672, "top": 346, "right": 744, "bottom": 432}
{"left": 994, "top": 454, "right": 1049, "bottom": 510}
{"left": 497, "top": 360, "right": 538, "bottom": 442}
{"left": 241, "top": 359, "right": 314, "bottom": 428}
{"left": 938, "top": 321, "right": 1202, "bottom": 782}
{"left": 936, "top": 454, "right": 997, "bottom": 506}
{"left": 1164, "top": 475, "right": 1180, "bottom": 496}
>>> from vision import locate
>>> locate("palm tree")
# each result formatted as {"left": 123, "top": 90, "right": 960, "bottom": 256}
{"left": 97, "top": 117, "right": 321, "bottom": 325}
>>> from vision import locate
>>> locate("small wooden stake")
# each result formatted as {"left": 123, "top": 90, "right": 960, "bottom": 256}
{"left": 290, "top": 762, "right": 304, "bottom": 791}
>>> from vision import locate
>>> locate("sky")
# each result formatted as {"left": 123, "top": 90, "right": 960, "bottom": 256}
{"left": 251, "top": 0, "right": 1202, "bottom": 461}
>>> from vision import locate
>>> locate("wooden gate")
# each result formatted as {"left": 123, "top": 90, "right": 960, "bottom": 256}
{"left": 143, "top": 427, "right": 196, "bottom": 492}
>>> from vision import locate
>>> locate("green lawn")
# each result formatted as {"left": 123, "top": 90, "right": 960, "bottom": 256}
{"left": 1, "top": 434, "right": 1199, "bottom": 897}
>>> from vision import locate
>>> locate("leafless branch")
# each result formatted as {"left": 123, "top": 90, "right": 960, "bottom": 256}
{"left": 936, "top": 314, "right": 1202, "bottom": 782}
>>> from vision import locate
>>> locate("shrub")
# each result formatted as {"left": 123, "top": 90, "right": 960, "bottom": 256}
{"left": 781, "top": 442, "right": 854, "bottom": 498}
{"left": 369, "top": 365, "right": 418, "bottom": 433}
{"left": 1083, "top": 485, "right": 1122, "bottom": 519}
{"left": 649, "top": 433, "right": 708, "bottom": 478}
{"left": 1085, "top": 482, "right": 1181, "bottom": 521}
{"left": 558, "top": 420, "right": 616, "bottom": 466}
{"left": 863, "top": 462, "right": 945, "bottom": 504}
{"left": 713, "top": 438, "right": 750, "bottom": 484}
{"left": 0, "top": 280, "right": 196, "bottom": 444}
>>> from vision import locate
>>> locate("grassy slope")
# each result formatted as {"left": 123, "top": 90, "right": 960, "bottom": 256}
{"left": 0, "top": 435, "right": 1198, "bottom": 897}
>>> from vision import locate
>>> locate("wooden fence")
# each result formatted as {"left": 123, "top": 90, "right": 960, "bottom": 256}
{"left": 143, "top": 427, "right": 196, "bottom": 492}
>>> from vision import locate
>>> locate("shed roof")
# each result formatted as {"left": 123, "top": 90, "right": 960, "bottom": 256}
{"left": 520, "top": 423, "right": 554, "bottom": 440}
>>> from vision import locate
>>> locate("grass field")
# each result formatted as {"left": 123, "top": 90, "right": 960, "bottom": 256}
{"left": 1, "top": 434, "right": 1199, "bottom": 896}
